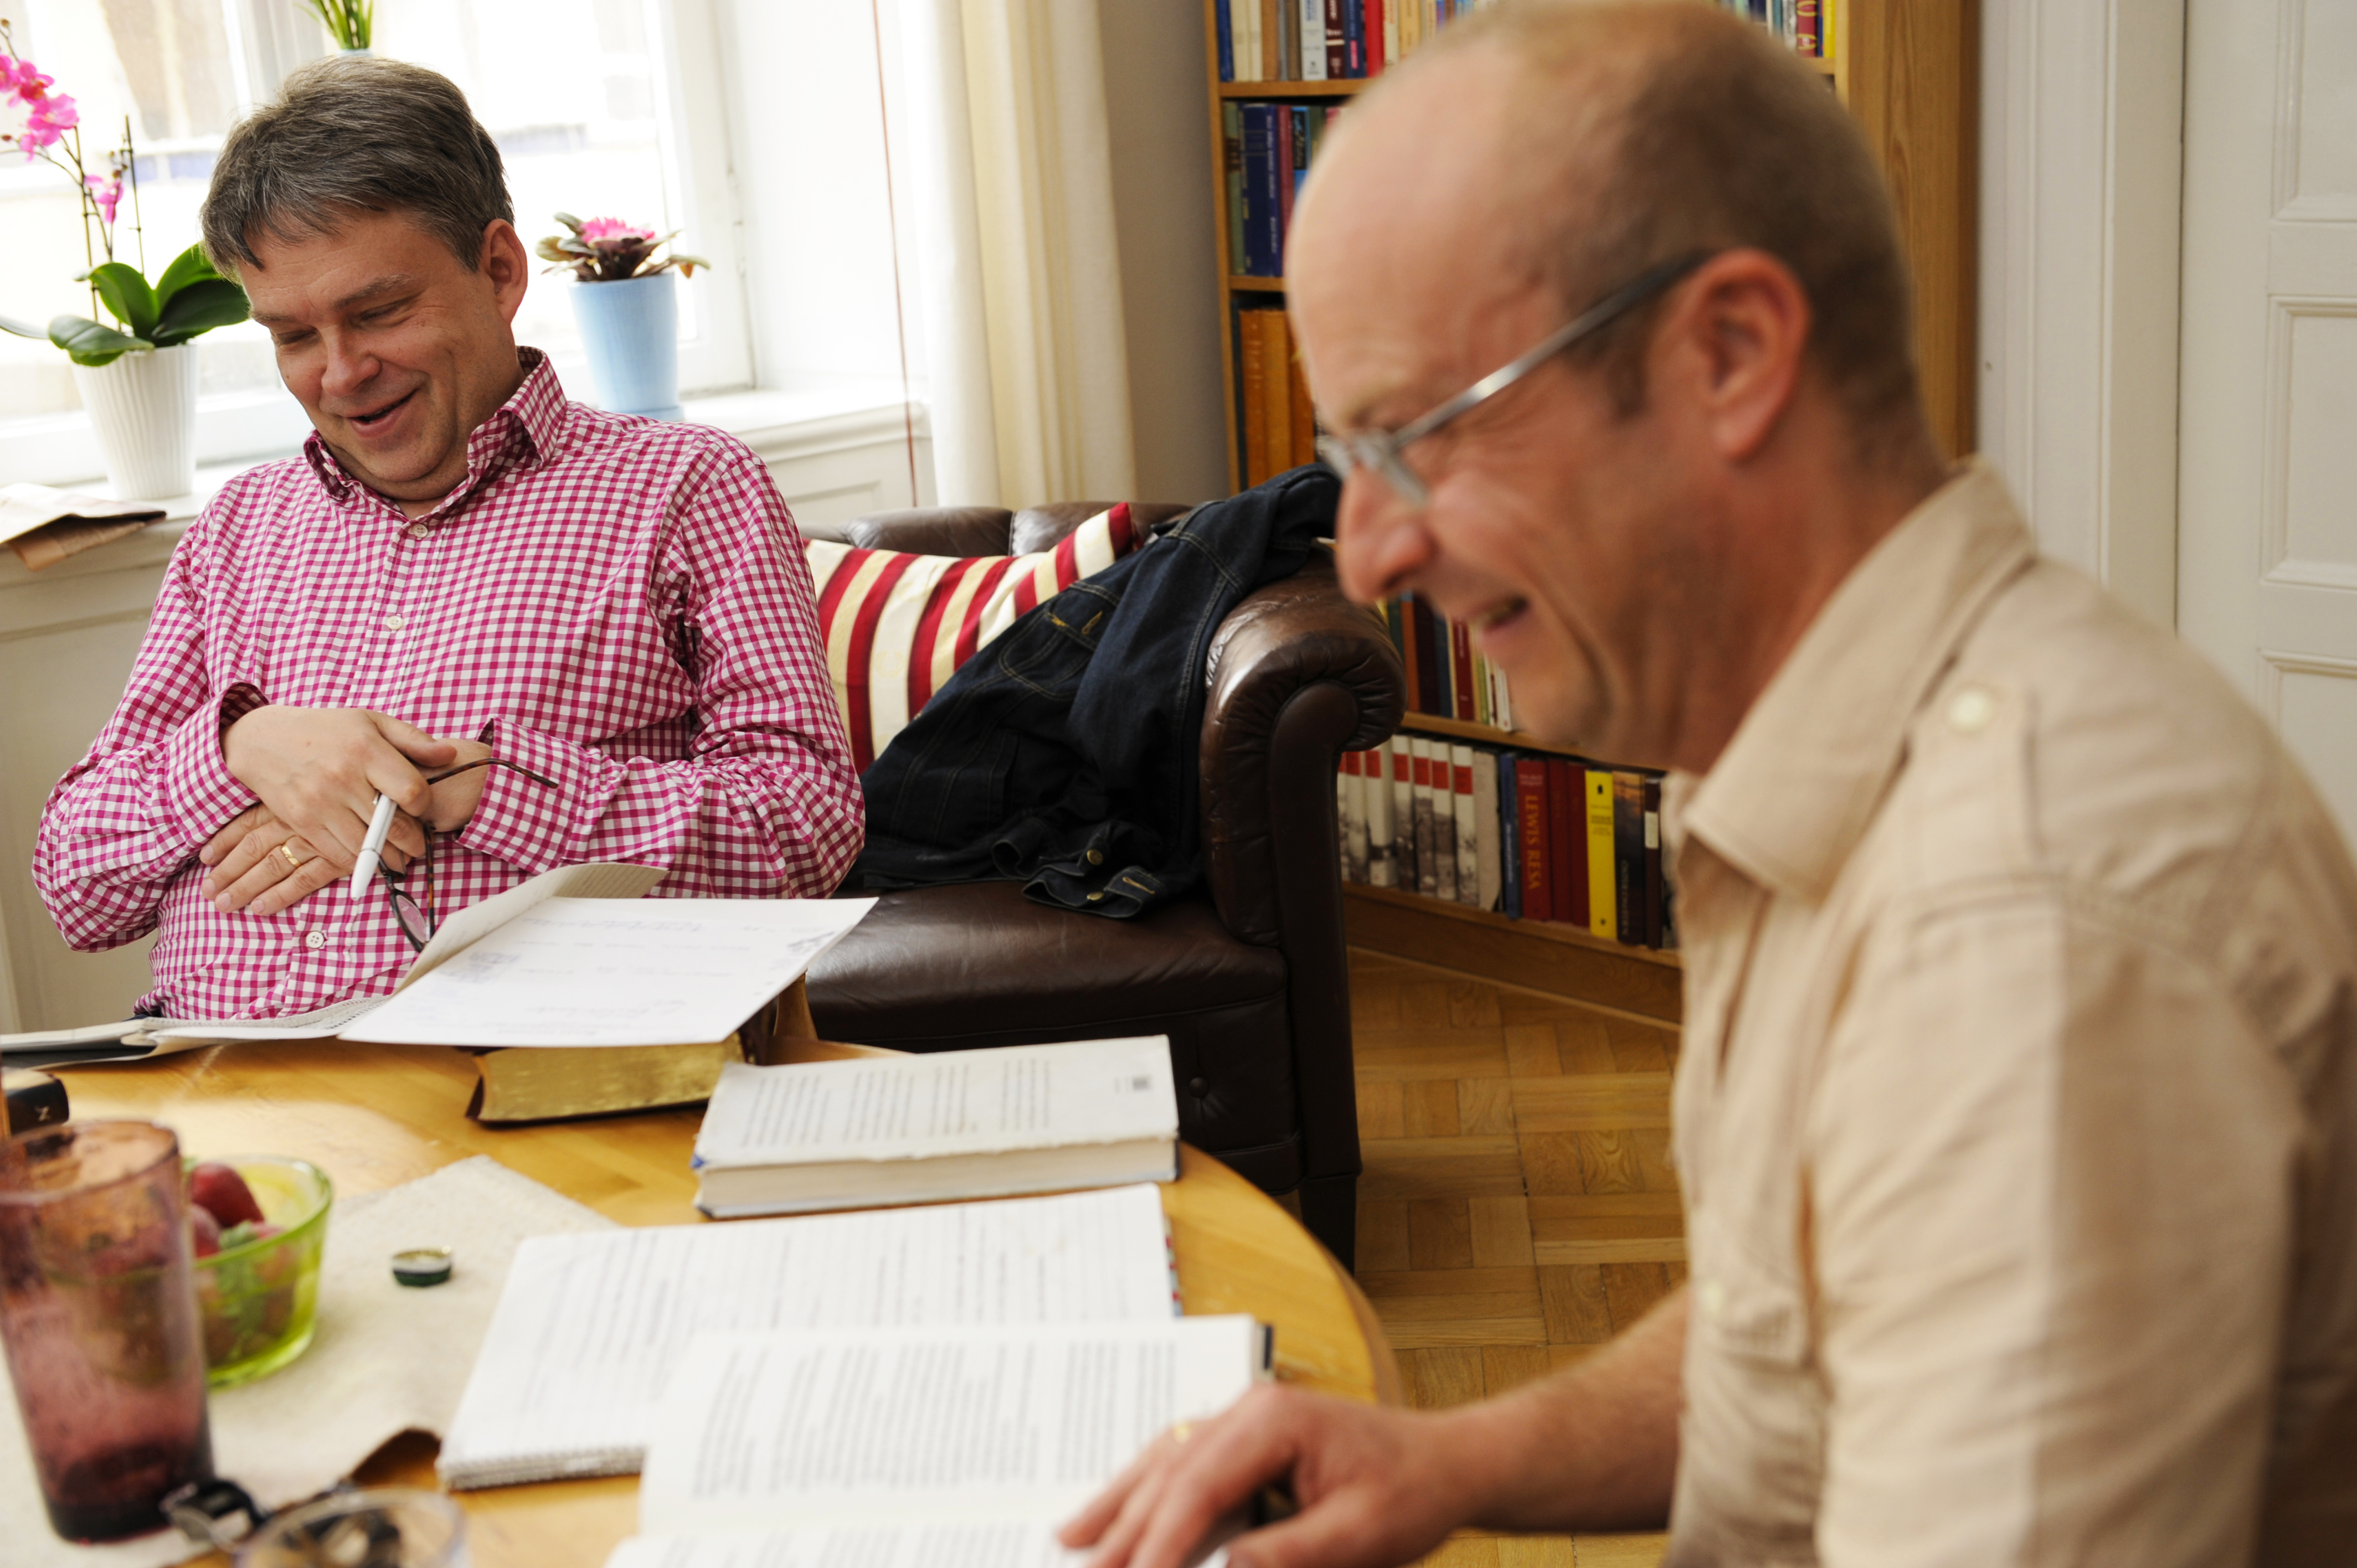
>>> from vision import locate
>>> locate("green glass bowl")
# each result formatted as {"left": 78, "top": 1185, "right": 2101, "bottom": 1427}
{"left": 190, "top": 1156, "right": 331, "bottom": 1388}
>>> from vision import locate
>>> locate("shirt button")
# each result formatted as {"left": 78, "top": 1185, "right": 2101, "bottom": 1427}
{"left": 304, "top": 931, "right": 328, "bottom": 951}
{"left": 406, "top": 524, "right": 429, "bottom": 540}
{"left": 1696, "top": 1278, "right": 1727, "bottom": 1320}
{"left": 384, "top": 613, "right": 406, "bottom": 632}
{"left": 1946, "top": 684, "right": 1997, "bottom": 734}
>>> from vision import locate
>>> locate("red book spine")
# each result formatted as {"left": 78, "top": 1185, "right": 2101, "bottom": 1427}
{"left": 1324, "top": 0, "right": 1346, "bottom": 79}
{"left": 1514, "top": 759, "right": 1551, "bottom": 921}
{"left": 1277, "top": 108, "right": 1296, "bottom": 235}
{"left": 1450, "top": 618, "right": 1476, "bottom": 720}
{"left": 1795, "top": 1, "right": 1821, "bottom": 57}
{"left": 1546, "top": 757, "right": 1582, "bottom": 928}
{"left": 1363, "top": 0, "right": 1384, "bottom": 74}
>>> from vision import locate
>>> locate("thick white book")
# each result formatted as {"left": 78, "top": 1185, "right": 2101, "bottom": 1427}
{"left": 1472, "top": 749, "right": 1502, "bottom": 912}
{"left": 1366, "top": 743, "right": 1397, "bottom": 889}
{"left": 1452, "top": 744, "right": 1481, "bottom": 908}
{"left": 438, "top": 1182, "right": 1177, "bottom": 1490}
{"left": 603, "top": 1316, "right": 1260, "bottom": 1567}
{"left": 692, "top": 1038, "right": 1181, "bottom": 1218}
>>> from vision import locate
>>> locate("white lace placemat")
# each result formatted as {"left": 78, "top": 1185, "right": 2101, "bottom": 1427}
{"left": 1, "top": 1155, "right": 620, "bottom": 1567}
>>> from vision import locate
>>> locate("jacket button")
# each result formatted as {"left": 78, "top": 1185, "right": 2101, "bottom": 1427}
{"left": 1188, "top": 1076, "right": 1208, "bottom": 1096}
{"left": 1087, "top": 891, "right": 1104, "bottom": 902}
{"left": 1087, "top": 848, "right": 1103, "bottom": 865}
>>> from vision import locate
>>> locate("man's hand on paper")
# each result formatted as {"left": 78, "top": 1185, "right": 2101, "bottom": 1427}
{"left": 1061, "top": 1386, "right": 1475, "bottom": 1568}
{"left": 221, "top": 705, "right": 452, "bottom": 865}
{"left": 200, "top": 803, "right": 418, "bottom": 915}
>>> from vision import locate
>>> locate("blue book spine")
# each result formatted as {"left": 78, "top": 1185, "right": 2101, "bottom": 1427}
{"left": 1342, "top": 0, "right": 1365, "bottom": 76}
{"left": 1291, "top": 106, "right": 1310, "bottom": 208}
{"left": 1497, "top": 749, "right": 1522, "bottom": 919}
{"left": 1240, "top": 105, "right": 1276, "bottom": 275}
{"left": 1217, "top": 0, "right": 1234, "bottom": 82}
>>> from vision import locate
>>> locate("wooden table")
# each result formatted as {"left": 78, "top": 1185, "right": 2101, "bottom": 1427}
{"left": 55, "top": 1039, "right": 1398, "bottom": 1566}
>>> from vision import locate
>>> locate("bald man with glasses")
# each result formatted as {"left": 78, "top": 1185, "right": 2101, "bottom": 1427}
{"left": 1064, "top": 7, "right": 2357, "bottom": 1568}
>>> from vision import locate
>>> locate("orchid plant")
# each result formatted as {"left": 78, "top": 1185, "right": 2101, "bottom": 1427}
{"left": 0, "top": 19, "right": 249, "bottom": 367}
{"left": 536, "top": 212, "right": 709, "bottom": 283}
{"left": 301, "top": 0, "right": 374, "bottom": 51}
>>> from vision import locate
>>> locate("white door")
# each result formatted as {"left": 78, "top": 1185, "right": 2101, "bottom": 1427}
{"left": 2179, "top": 0, "right": 2357, "bottom": 843}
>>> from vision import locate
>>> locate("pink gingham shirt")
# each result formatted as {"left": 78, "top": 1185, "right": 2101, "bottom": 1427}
{"left": 34, "top": 351, "right": 863, "bottom": 1020}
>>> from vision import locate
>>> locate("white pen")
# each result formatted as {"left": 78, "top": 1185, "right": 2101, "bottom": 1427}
{"left": 350, "top": 792, "right": 398, "bottom": 901}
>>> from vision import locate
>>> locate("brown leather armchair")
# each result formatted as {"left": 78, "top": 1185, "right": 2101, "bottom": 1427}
{"left": 797, "top": 502, "right": 1404, "bottom": 1266}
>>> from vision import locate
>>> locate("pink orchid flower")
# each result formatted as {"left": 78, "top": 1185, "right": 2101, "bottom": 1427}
{"left": 579, "top": 216, "right": 657, "bottom": 244}
{"left": 85, "top": 171, "right": 122, "bottom": 225}
{"left": 2, "top": 55, "right": 53, "bottom": 102}
{"left": 18, "top": 90, "right": 76, "bottom": 157}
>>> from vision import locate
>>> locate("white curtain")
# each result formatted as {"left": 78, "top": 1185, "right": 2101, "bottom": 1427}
{"left": 900, "top": 0, "right": 1139, "bottom": 509}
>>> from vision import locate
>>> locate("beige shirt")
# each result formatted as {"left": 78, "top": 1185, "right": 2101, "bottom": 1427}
{"left": 1663, "top": 463, "right": 2357, "bottom": 1567}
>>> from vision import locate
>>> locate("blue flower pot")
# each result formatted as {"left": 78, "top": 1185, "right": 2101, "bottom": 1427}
{"left": 568, "top": 271, "right": 682, "bottom": 420}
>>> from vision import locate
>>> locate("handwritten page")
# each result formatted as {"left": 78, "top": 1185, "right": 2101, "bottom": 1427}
{"left": 341, "top": 896, "right": 874, "bottom": 1048}
{"left": 438, "top": 1183, "right": 1176, "bottom": 1488}
{"left": 696, "top": 1039, "right": 1177, "bottom": 1167}
{"left": 635, "top": 1317, "right": 1263, "bottom": 1535}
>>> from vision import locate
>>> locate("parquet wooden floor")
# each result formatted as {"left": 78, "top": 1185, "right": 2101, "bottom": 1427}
{"left": 1347, "top": 948, "right": 1681, "bottom": 1568}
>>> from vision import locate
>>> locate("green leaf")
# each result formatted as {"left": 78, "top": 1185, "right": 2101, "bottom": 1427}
{"left": 533, "top": 238, "right": 576, "bottom": 264}
{"left": 81, "top": 262, "right": 160, "bottom": 338}
{"left": 553, "top": 211, "right": 584, "bottom": 235}
{"left": 0, "top": 312, "right": 48, "bottom": 340}
{"left": 669, "top": 254, "right": 712, "bottom": 275}
{"left": 153, "top": 244, "right": 224, "bottom": 310}
{"left": 150, "top": 277, "right": 251, "bottom": 346}
{"left": 48, "top": 315, "right": 150, "bottom": 367}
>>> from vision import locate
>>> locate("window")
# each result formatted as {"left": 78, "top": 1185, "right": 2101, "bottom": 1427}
{"left": 0, "top": 0, "right": 747, "bottom": 484}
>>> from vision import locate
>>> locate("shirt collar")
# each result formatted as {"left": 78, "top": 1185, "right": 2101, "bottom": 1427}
{"left": 303, "top": 345, "right": 567, "bottom": 509}
{"left": 1675, "top": 458, "right": 2037, "bottom": 904}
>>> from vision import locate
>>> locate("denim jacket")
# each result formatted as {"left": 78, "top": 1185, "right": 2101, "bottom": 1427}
{"left": 848, "top": 466, "right": 1340, "bottom": 917}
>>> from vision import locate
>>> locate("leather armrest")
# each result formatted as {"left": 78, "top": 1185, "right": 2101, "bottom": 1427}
{"left": 823, "top": 506, "right": 1016, "bottom": 557}
{"left": 1198, "top": 549, "right": 1405, "bottom": 947}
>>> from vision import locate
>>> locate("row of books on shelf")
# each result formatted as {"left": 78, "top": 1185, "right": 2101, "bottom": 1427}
{"left": 1338, "top": 734, "right": 1674, "bottom": 951}
{"left": 1238, "top": 307, "right": 1313, "bottom": 486}
{"left": 1222, "top": 100, "right": 1337, "bottom": 277}
{"left": 1218, "top": 0, "right": 1493, "bottom": 85}
{"left": 1218, "top": 0, "right": 1826, "bottom": 87}
{"left": 1714, "top": 0, "right": 1830, "bottom": 58}
{"left": 1377, "top": 593, "right": 1514, "bottom": 730}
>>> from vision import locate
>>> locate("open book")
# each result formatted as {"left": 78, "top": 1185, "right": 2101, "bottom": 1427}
{"left": 604, "top": 1317, "right": 1263, "bottom": 1568}
{"left": 0, "top": 864, "right": 873, "bottom": 1064}
{"left": 692, "top": 1037, "right": 1181, "bottom": 1217}
{"left": 439, "top": 1182, "right": 1179, "bottom": 1490}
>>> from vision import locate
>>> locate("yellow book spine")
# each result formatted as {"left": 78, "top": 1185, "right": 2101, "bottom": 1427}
{"left": 1586, "top": 768, "right": 1616, "bottom": 940}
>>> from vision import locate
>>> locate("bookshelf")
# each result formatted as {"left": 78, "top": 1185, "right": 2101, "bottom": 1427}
{"left": 1198, "top": 0, "right": 1975, "bottom": 489}
{"left": 1202, "top": 2, "right": 1978, "bottom": 1011}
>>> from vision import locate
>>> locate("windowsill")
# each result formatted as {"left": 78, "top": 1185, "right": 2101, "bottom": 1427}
{"left": 0, "top": 378, "right": 929, "bottom": 590}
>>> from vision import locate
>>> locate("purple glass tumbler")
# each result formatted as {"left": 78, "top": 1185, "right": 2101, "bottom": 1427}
{"left": 1, "top": 1121, "right": 213, "bottom": 1542}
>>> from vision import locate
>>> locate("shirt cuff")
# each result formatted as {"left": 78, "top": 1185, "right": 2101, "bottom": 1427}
{"left": 159, "top": 683, "right": 265, "bottom": 844}
{"left": 452, "top": 718, "right": 589, "bottom": 874}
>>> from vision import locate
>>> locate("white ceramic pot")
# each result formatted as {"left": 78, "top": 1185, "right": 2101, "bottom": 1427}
{"left": 71, "top": 343, "right": 199, "bottom": 501}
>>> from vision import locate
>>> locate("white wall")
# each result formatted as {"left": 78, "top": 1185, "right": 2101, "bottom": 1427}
{"left": 1975, "top": 0, "right": 2186, "bottom": 627}
{"left": 1097, "top": 0, "right": 1229, "bottom": 505}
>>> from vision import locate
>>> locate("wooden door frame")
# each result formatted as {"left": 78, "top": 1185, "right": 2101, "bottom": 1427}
{"left": 1975, "top": 0, "right": 2188, "bottom": 630}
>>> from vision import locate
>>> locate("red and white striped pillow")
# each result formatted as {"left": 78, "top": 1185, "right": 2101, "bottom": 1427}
{"left": 807, "top": 503, "right": 1143, "bottom": 771}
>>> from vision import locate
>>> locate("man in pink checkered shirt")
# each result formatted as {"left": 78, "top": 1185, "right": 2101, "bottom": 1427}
{"left": 33, "top": 56, "right": 862, "bottom": 1022}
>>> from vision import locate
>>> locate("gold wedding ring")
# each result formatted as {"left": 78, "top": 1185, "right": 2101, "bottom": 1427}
{"left": 277, "top": 843, "right": 306, "bottom": 871}
{"left": 1170, "top": 1421, "right": 1194, "bottom": 1445}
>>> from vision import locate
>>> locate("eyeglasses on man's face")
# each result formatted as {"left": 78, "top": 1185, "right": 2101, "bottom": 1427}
{"left": 1314, "top": 250, "right": 1718, "bottom": 510}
